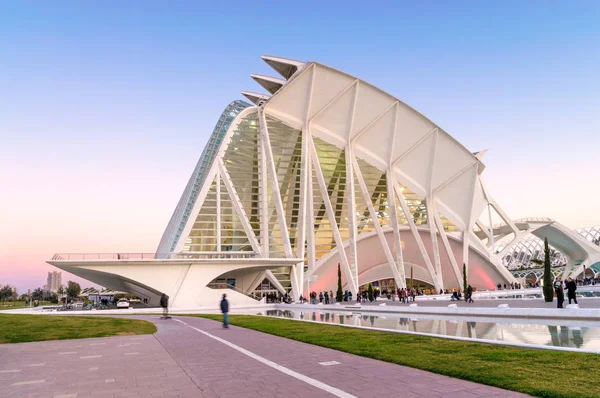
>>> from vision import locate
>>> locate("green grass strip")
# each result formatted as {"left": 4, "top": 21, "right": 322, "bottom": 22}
{"left": 0, "top": 301, "right": 53, "bottom": 309}
{"left": 0, "top": 314, "right": 156, "bottom": 344}
{"left": 195, "top": 314, "right": 600, "bottom": 398}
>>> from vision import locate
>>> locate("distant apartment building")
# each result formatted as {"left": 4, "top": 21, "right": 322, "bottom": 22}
{"left": 46, "top": 270, "right": 62, "bottom": 292}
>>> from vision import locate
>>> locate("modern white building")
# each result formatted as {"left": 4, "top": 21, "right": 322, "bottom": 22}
{"left": 48, "top": 56, "right": 600, "bottom": 308}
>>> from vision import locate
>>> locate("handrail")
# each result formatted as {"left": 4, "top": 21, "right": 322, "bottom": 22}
{"left": 51, "top": 252, "right": 258, "bottom": 261}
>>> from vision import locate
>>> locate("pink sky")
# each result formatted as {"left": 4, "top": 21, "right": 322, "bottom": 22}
{"left": 1, "top": 134, "right": 599, "bottom": 294}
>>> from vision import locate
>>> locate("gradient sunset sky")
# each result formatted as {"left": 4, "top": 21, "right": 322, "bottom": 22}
{"left": 1, "top": 1, "right": 599, "bottom": 293}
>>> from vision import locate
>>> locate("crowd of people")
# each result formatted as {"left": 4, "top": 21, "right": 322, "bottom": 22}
{"left": 260, "top": 292, "right": 293, "bottom": 304}
{"left": 521, "top": 277, "right": 598, "bottom": 289}
{"left": 494, "top": 282, "right": 523, "bottom": 290}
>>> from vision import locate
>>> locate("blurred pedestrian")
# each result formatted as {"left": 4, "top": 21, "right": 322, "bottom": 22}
{"left": 160, "top": 293, "right": 170, "bottom": 319}
{"left": 220, "top": 294, "right": 229, "bottom": 328}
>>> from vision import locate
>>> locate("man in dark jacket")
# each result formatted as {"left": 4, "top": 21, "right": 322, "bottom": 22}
{"left": 220, "top": 294, "right": 229, "bottom": 328}
{"left": 466, "top": 285, "right": 474, "bottom": 303}
{"left": 160, "top": 293, "right": 170, "bottom": 319}
{"left": 566, "top": 277, "right": 578, "bottom": 305}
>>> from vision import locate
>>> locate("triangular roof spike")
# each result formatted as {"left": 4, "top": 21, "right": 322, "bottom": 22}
{"left": 473, "top": 149, "right": 488, "bottom": 159}
{"left": 261, "top": 55, "right": 305, "bottom": 80}
{"left": 241, "top": 91, "right": 271, "bottom": 106}
{"left": 250, "top": 74, "right": 286, "bottom": 95}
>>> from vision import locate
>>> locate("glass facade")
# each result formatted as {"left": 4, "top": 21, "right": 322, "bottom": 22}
{"left": 157, "top": 100, "right": 251, "bottom": 254}
{"left": 178, "top": 110, "right": 463, "bottom": 289}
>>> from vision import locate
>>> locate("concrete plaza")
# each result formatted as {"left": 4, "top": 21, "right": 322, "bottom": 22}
{"left": 0, "top": 315, "right": 529, "bottom": 398}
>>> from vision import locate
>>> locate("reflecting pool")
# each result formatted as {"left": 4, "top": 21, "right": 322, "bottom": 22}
{"left": 261, "top": 309, "right": 600, "bottom": 352}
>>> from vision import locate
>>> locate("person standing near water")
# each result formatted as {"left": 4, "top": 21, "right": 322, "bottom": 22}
{"left": 554, "top": 278, "right": 565, "bottom": 308}
{"left": 566, "top": 277, "right": 578, "bottom": 305}
{"left": 220, "top": 294, "right": 229, "bottom": 328}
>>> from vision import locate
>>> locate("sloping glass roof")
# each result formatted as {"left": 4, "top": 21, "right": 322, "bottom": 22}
{"left": 157, "top": 100, "right": 251, "bottom": 254}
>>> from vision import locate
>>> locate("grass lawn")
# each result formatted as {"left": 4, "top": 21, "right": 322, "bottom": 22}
{"left": 0, "top": 300, "right": 53, "bottom": 309}
{"left": 196, "top": 314, "right": 600, "bottom": 398}
{"left": 0, "top": 314, "right": 157, "bottom": 344}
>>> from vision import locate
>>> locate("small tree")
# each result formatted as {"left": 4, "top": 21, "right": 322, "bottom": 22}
{"left": 542, "top": 237, "right": 554, "bottom": 302}
{"left": 463, "top": 263, "right": 468, "bottom": 295}
{"left": 0, "top": 285, "right": 14, "bottom": 304}
{"left": 367, "top": 283, "right": 374, "bottom": 302}
{"left": 56, "top": 286, "right": 65, "bottom": 303}
{"left": 66, "top": 281, "right": 81, "bottom": 301}
{"left": 336, "top": 263, "right": 344, "bottom": 302}
{"left": 31, "top": 288, "right": 44, "bottom": 301}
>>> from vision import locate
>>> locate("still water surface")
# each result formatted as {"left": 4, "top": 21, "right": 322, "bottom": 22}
{"left": 261, "top": 309, "right": 600, "bottom": 352}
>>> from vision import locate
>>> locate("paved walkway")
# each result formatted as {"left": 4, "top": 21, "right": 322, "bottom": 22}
{"left": 0, "top": 316, "right": 529, "bottom": 398}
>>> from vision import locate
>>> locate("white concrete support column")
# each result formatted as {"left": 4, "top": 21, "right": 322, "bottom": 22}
{"left": 216, "top": 167, "right": 221, "bottom": 252}
{"left": 393, "top": 184, "right": 441, "bottom": 291}
{"left": 258, "top": 110, "right": 299, "bottom": 299}
{"left": 306, "top": 154, "right": 316, "bottom": 274}
{"left": 425, "top": 130, "right": 442, "bottom": 288}
{"left": 462, "top": 229, "right": 470, "bottom": 287}
{"left": 426, "top": 198, "right": 443, "bottom": 281}
{"left": 386, "top": 170, "right": 407, "bottom": 289}
{"left": 309, "top": 136, "right": 357, "bottom": 295}
{"left": 487, "top": 203, "right": 495, "bottom": 251}
{"left": 245, "top": 270, "right": 267, "bottom": 295}
{"left": 345, "top": 146, "right": 359, "bottom": 293}
{"left": 259, "top": 116, "right": 269, "bottom": 258}
{"left": 433, "top": 212, "right": 462, "bottom": 285}
{"left": 354, "top": 157, "right": 402, "bottom": 290}
{"left": 258, "top": 110, "right": 294, "bottom": 259}
{"left": 294, "top": 66, "right": 315, "bottom": 299}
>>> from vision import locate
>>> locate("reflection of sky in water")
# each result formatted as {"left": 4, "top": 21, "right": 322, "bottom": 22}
{"left": 262, "top": 310, "right": 600, "bottom": 352}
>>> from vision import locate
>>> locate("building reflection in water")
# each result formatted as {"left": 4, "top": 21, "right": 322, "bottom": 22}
{"left": 263, "top": 309, "right": 593, "bottom": 351}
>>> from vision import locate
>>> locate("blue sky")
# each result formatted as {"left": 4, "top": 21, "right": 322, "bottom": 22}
{"left": 1, "top": 1, "right": 599, "bottom": 291}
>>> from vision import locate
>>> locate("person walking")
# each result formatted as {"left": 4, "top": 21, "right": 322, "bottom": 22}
{"left": 220, "top": 294, "right": 229, "bottom": 328}
{"left": 466, "top": 285, "right": 474, "bottom": 303}
{"left": 319, "top": 292, "right": 323, "bottom": 303}
{"left": 566, "top": 277, "right": 578, "bottom": 305}
{"left": 160, "top": 293, "right": 170, "bottom": 319}
{"left": 554, "top": 278, "right": 565, "bottom": 308}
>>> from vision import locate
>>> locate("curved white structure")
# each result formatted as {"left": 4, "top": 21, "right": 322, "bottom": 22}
{"left": 48, "top": 55, "right": 596, "bottom": 307}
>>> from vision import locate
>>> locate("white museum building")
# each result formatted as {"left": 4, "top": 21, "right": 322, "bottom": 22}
{"left": 48, "top": 56, "right": 600, "bottom": 308}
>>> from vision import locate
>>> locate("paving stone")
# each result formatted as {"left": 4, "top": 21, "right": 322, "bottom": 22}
{"left": 0, "top": 315, "right": 531, "bottom": 398}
